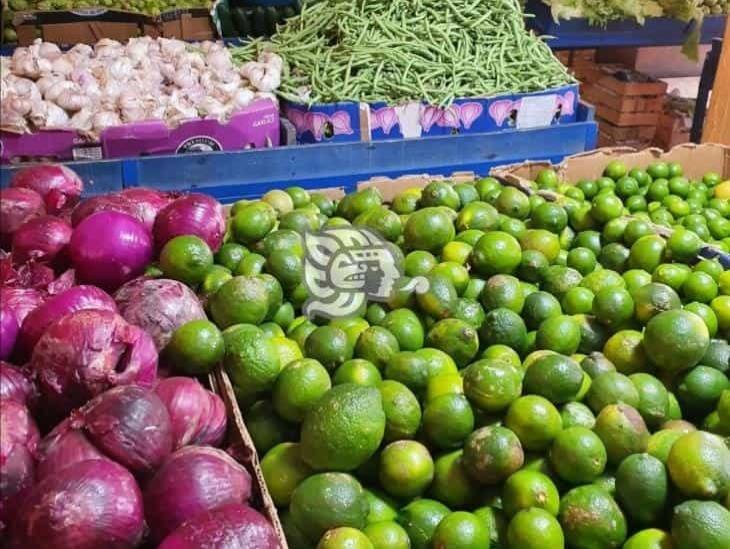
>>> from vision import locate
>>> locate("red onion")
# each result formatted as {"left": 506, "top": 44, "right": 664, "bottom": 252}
{"left": 46, "top": 268, "right": 76, "bottom": 295}
{"left": 0, "top": 309, "right": 18, "bottom": 361}
{"left": 0, "top": 400, "right": 39, "bottom": 529}
{"left": 0, "top": 399, "right": 39, "bottom": 462}
{"left": 11, "top": 459, "right": 145, "bottom": 549}
{"left": 72, "top": 188, "right": 174, "bottom": 233}
{"left": 0, "top": 288, "right": 43, "bottom": 326}
{"left": 0, "top": 187, "right": 45, "bottom": 249}
{"left": 35, "top": 421, "right": 108, "bottom": 481}
{"left": 11, "top": 216, "right": 72, "bottom": 266}
{"left": 77, "top": 385, "right": 172, "bottom": 475}
{"left": 154, "top": 193, "right": 226, "bottom": 252}
{"left": 9, "top": 164, "right": 83, "bottom": 215}
{"left": 31, "top": 309, "right": 158, "bottom": 418}
{"left": 154, "top": 377, "right": 227, "bottom": 449}
{"left": 144, "top": 446, "right": 252, "bottom": 542}
{"left": 70, "top": 211, "right": 153, "bottom": 291}
{"left": 114, "top": 278, "right": 206, "bottom": 351}
{"left": 18, "top": 285, "right": 117, "bottom": 356}
{"left": 0, "top": 362, "right": 37, "bottom": 408}
{"left": 159, "top": 503, "right": 280, "bottom": 549}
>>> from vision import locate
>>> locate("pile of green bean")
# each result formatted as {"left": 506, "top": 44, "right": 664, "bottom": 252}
{"left": 231, "top": 0, "right": 575, "bottom": 106}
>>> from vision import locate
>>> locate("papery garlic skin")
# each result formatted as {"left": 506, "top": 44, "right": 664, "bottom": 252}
{"left": 1, "top": 37, "right": 282, "bottom": 139}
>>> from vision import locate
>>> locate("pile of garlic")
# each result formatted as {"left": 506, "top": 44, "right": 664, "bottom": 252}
{"left": 0, "top": 37, "right": 283, "bottom": 139}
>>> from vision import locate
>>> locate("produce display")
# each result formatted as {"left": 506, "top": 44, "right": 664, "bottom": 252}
{"left": 0, "top": 37, "right": 281, "bottom": 138}
{"left": 0, "top": 165, "right": 279, "bottom": 548}
{"left": 6, "top": 153, "right": 730, "bottom": 548}
{"left": 233, "top": 0, "right": 574, "bottom": 105}
{"left": 538, "top": 0, "right": 721, "bottom": 24}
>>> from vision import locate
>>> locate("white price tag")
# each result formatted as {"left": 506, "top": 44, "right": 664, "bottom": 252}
{"left": 516, "top": 94, "right": 558, "bottom": 130}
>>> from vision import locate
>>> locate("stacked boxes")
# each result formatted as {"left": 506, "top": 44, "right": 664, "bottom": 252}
{"left": 654, "top": 96, "right": 694, "bottom": 150}
{"left": 580, "top": 66, "right": 667, "bottom": 148}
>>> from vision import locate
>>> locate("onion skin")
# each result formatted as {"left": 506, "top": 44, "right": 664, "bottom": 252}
{"left": 72, "top": 189, "right": 174, "bottom": 233}
{"left": 0, "top": 288, "right": 44, "bottom": 327}
{"left": 114, "top": 278, "right": 206, "bottom": 351}
{"left": 35, "top": 421, "right": 108, "bottom": 481}
{"left": 0, "top": 187, "right": 45, "bottom": 249}
{"left": 11, "top": 215, "right": 72, "bottom": 266}
{"left": 0, "top": 400, "right": 40, "bottom": 531}
{"left": 70, "top": 211, "right": 153, "bottom": 292}
{"left": 0, "top": 362, "right": 37, "bottom": 408}
{"left": 18, "top": 284, "right": 117, "bottom": 356}
{"left": 30, "top": 309, "right": 158, "bottom": 418}
{"left": 10, "top": 459, "right": 145, "bottom": 549}
{"left": 144, "top": 445, "right": 252, "bottom": 542}
{"left": 153, "top": 193, "right": 225, "bottom": 252}
{"left": 154, "top": 377, "right": 227, "bottom": 449}
{"left": 158, "top": 503, "right": 280, "bottom": 549}
{"left": 9, "top": 164, "right": 83, "bottom": 215}
{"left": 79, "top": 385, "right": 172, "bottom": 475}
{"left": 0, "top": 309, "right": 18, "bottom": 361}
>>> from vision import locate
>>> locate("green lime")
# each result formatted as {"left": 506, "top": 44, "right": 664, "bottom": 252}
{"left": 507, "top": 508, "right": 564, "bottom": 549}
{"left": 479, "top": 308, "right": 528, "bottom": 354}
{"left": 550, "top": 426, "right": 606, "bottom": 484}
{"left": 671, "top": 500, "right": 730, "bottom": 549}
{"left": 523, "top": 353, "right": 583, "bottom": 404}
{"left": 561, "top": 401, "right": 596, "bottom": 429}
{"left": 536, "top": 314, "right": 581, "bottom": 355}
{"left": 558, "top": 485, "right": 627, "bottom": 549}
{"left": 463, "top": 359, "right": 523, "bottom": 412}
{"left": 231, "top": 202, "right": 277, "bottom": 244}
{"left": 442, "top": 241, "right": 473, "bottom": 265}
{"left": 404, "top": 207, "right": 455, "bottom": 252}
{"left": 333, "top": 359, "right": 382, "bottom": 387}
{"left": 594, "top": 403, "right": 650, "bottom": 465}
{"left": 273, "top": 358, "right": 332, "bottom": 422}
{"left": 432, "top": 511, "right": 490, "bottom": 549}
{"left": 355, "top": 326, "right": 400, "bottom": 371}
{"left": 470, "top": 231, "right": 522, "bottom": 276}
{"left": 235, "top": 252, "right": 266, "bottom": 276}
{"left": 711, "top": 295, "right": 730, "bottom": 331}
{"left": 215, "top": 242, "right": 248, "bottom": 271}
{"left": 648, "top": 162, "right": 670, "bottom": 180}
{"left": 481, "top": 274, "right": 525, "bottom": 313}
{"left": 398, "top": 499, "right": 451, "bottom": 549}
{"left": 683, "top": 271, "right": 719, "bottom": 303}
{"left": 271, "top": 336, "right": 303, "bottom": 367}
{"left": 669, "top": 176, "right": 691, "bottom": 197}
{"left": 404, "top": 250, "right": 437, "bottom": 277}
{"left": 521, "top": 291, "right": 561, "bottom": 331}
{"left": 305, "top": 326, "right": 353, "bottom": 370}
{"left": 379, "top": 440, "right": 434, "bottom": 499}
{"left": 629, "top": 235, "right": 666, "bottom": 272}
{"left": 593, "top": 287, "right": 634, "bottom": 327}
{"left": 629, "top": 373, "right": 670, "bottom": 429}
{"left": 567, "top": 247, "right": 597, "bottom": 275}
{"left": 462, "top": 425, "right": 524, "bottom": 484}
{"left": 517, "top": 250, "right": 549, "bottom": 283}
{"left": 561, "top": 287, "right": 594, "bottom": 315}
{"left": 532, "top": 202, "right": 568, "bottom": 233}
{"left": 285, "top": 186, "right": 311, "bottom": 208}
{"left": 378, "top": 380, "right": 422, "bottom": 442}
{"left": 363, "top": 522, "right": 410, "bottom": 549}
{"left": 633, "top": 282, "right": 682, "bottom": 324}
{"left": 164, "top": 319, "right": 224, "bottom": 375}
{"left": 668, "top": 431, "right": 730, "bottom": 499}
{"left": 429, "top": 450, "right": 479, "bottom": 509}
{"left": 423, "top": 393, "right": 474, "bottom": 449}
{"left": 677, "top": 365, "right": 729, "bottom": 416}
{"left": 200, "top": 265, "right": 233, "bottom": 296}
{"left": 456, "top": 201, "right": 500, "bottom": 232}
{"left": 592, "top": 193, "right": 624, "bottom": 224}
{"left": 581, "top": 268, "right": 625, "bottom": 295}
{"left": 261, "top": 442, "right": 313, "bottom": 507}
{"left": 245, "top": 400, "right": 297, "bottom": 455}
{"left": 392, "top": 189, "right": 421, "bottom": 215}
{"left": 504, "top": 395, "right": 562, "bottom": 451}
{"left": 159, "top": 235, "right": 214, "bottom": 286}
{"left": 496, "top": 187, "right": 531, "bottom": 219}
{"left": 586, "top": 371, "right": 640, "bottom": 412}
{"left": 364, "top": 488, "right": 398, "bottom": 524}
{"left": 668, "top": 228, "right": 702, "bottom": 263}
{"left": 290, "top": 472, "right": 367, "bottom": 543}
{"left": 520, "top": 229, "right": 561, "bottom": 263}
{"left": 223, "top": 323, "right": 281, "bottom": 396}
{"left": 644, "top": 309, "right": 710, "bottom": 373}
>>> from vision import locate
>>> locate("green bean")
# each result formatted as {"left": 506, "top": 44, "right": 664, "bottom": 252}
{"left": 232, "top": 0, "right": 574, "bottom": 105}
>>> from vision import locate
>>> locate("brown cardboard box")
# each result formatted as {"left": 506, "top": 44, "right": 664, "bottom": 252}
{"left": 357, "top": 171, "right": 477, "bottom": 201}
{"left": 13, "top": 8, "right": 214, "bottom": 46}
{"left": 491, "top": 143, "right": 730, "bottom": 186}
{"left": 210, "top": 369, "right": 289, "bottom": 549}
{"left": 654, "top": 110, "right": 692, "bottom": 150}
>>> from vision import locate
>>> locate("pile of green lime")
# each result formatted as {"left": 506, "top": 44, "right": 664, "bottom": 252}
{"left": 162, "top": 171, "right": 730, "bottom": 549}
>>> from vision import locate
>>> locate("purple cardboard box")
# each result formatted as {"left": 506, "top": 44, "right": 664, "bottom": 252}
{"left": 1, "top": 99, "right": 280, "bottom": 164}
{"left": 284, "top": 84, "right": 579, "bottom": 144}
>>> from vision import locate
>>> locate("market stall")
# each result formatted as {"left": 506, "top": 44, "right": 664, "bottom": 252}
{"left": 1, "top": 2, "right": 730, "bottom": 549}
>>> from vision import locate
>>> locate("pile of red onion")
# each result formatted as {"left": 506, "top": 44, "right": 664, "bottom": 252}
{"left": 0, "top": 163, "right": 278, "bottom": 548}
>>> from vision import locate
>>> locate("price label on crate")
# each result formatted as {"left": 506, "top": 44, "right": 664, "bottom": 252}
{"left": 516, "top": 94, "right": 558, "bottom": 130}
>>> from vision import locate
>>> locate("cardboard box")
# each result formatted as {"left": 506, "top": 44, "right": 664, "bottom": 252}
{"left": 284, "top": 84, "right": 580, "bottom": 144}
{"left": 581, "top": 84, "right": 663, "bottom": 114}
{"left": 357, "top": 171, "right": 477, "bottom": 201}
{"left": 210, "top": 369, "right": 288, "bottom": 549}
{"left": 597, "top": 120, "right": 657, "bottom": 142}
{"left": 0, "top": 99, "right": 280, "bottom": 164}
{"left": 12, "top": 7, "right": 215, "bottom": 46}
{"left": 654, "top": 108, "right": 692, "bottom": 151}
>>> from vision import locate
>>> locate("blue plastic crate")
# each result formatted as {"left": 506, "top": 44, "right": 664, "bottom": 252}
{"left": 526, "top": 0, "right": 726, "bottom": 49}
{"left": 1, "top": 103, "right": 597, "bottom": 203}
